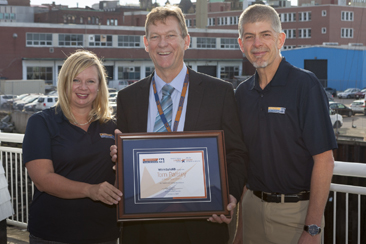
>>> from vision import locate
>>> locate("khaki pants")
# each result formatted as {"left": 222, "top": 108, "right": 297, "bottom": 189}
{"left": 241, "top": 190, "right": 324, "bottom": 244}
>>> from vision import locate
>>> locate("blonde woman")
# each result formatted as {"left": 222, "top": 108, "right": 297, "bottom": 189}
{"left": 23, "top": 50, "right": 122, "bottom": 244}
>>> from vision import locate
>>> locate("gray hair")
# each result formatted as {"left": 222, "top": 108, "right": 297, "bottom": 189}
{"left": 238, "top": 4, "right": 282, "bottom": 39}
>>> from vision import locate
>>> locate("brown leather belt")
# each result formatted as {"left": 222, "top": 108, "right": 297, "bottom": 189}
{"left": 253, "top": 191, "right": 310, "bottom": 203}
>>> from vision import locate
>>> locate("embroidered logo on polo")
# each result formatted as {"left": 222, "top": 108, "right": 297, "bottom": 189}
{"left": 99, "top": 133, "right": 115, "bottom": 139}
{"left": 268, "top": 107, "right": 286, "bottom": 114}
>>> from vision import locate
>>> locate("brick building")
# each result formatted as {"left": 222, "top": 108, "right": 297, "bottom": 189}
{"left": 1, "top": 0, "right": 366, "bottom": 90}
{"left": 0, "top": 22, "right": 243, "bottom": 88}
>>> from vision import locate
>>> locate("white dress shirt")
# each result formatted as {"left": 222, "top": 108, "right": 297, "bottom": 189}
{"left": 147, "top": 65, "right": 189, "bottom": 132}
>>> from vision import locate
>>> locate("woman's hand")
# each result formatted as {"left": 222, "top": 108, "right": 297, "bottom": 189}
{"left": 87, "top": 182, "right": 122, "bottom": 205}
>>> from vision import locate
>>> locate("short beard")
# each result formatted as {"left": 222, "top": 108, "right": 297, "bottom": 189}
{"left": 253, "top": 61, "right": 268, "bottom": 69}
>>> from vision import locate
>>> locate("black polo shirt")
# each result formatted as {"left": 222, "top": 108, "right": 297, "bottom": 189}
{"left": 23, "top": 107, "right": 119, "bottom": 243}
{"left": 235, "top": 59, "right": 337, "bottom": 194}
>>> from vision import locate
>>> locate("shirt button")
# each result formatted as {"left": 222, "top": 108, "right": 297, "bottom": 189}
{"left": 260, "top": 94, "right": 264, "bottom": 97}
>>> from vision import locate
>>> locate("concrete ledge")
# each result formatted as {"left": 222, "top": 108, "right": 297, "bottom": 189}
{"left": 11, "top": 111, "right": 33, "bottom": 134}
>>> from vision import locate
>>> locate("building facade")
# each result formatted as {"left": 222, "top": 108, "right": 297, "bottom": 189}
{"left": 283, "top": 46, "right": 366, "bottom": 91}
{"left": 0, "top": 4, "right": 33, "bottom": 22}
{"left": 185, "top": 5, "right": 366, "bottom": 49}
{"left": 1, "top": 0, "right": 366, "bottom": 91}
{"left": 0, "top": 22, "right": 242, "bottom": 88}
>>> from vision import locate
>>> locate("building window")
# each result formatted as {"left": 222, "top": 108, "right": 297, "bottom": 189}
{"left": 298, "top": 28, "right": 311, "bottom": 38}
{"left": 114, "top": 19, "right": 118, "bottom": 25}
{"left": 220, "top": 66, "right": 239, "bottom": 80}
{"left": 186, "top": 19, "right": 191, "bottom": 27}
{"left": 197, "top": 37, "right": 216, "bottom": 48}
{"left": 89, "top": 35, "right": 112, "bottom": 46}
{"left": 218, "top": 17, "right": 228, "bottom": 25}
{"left": 107, "top": 19, "right": 110, "bottom": 25}
{"left": 322, "top": 10, "right": 327, "bottom": 16}
{"left": 0, "top": 13, "right": 3, "bottom": 19}
{"left": 80, "top": 17, "right": 83, "bottom": 23}
{"left": 10, "top": 13, "right": 15, "bottom": 20}
{"left": 322, "top": 27, "right": 326, "bottom": 34}
{"left": 229, "top": 16, "right": 238, "bottom": 25}
{"left": 283, "top": 45, "right": 297, "bottom": 50}
{"left": 26, "top": 67, "right": 53, "bottom": 83}
{"left": 299, "top": 11, "right": 311, "bottom": 21}
{"left": 283, "top": 29, "right": 296, "bottom": 39}
{"left": 145, "top": 66, "right": 154, "bottom": 77}
{"left": 118, "top": 67, "right": 141, "bottom": 80}
{"left": 4, "top": 13, "right": 10, "bottom": 20}
{"left": 220, "top": 38, "right": 239, "bottom": 49}
{"left": 26, "top": 33, "right": 53, "bottom": 46}
{"left": 118, "top": 35, "right": 140, "bottom": 47}
{"left": 59, "top": 34, "right": 83, "bottom": 47}
{"left": 341, "top": 11, "right": 354, "bottom": 21}
{"left": 341, "top": 28, "right": 353, "bottom": 38}
{"left": 96, "top": 17, "right": 99, "bottom": 24}
{"left": 280, "top": 12, "right": 296, "bottom": 22}
{"left": 208, "top": 17, "right": 215, "bottom": 26}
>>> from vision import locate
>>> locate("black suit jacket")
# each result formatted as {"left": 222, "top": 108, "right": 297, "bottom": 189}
{"left": 116, "top": 68, "right": 247, "bottom": 244}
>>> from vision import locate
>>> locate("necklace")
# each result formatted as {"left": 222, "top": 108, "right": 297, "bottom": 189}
{"left": 70, "top": 113, "right": 92, "bottom": 126}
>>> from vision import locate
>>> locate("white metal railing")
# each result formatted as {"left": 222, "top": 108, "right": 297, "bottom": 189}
{"left": 0, "top": 132, "right": 31, "bottom": 228}
{"left": 328, "top": 161, "right": 366, "bottom": 244}
{"left": 1, "top": 132, "right": 366, "bottom": 243}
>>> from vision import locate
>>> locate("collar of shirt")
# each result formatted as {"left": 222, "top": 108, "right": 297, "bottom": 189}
{"left": 147, "top": 65, "right": 189, "bottom": 132}
{"left": 154, "top": 64, "right": 188, "bottom": 98}
{"left": 250, "top": 58, "right": 288, "bottom": 92}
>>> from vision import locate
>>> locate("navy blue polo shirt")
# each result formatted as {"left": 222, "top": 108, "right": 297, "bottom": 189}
{"left": 23, "top": 107, "right": 119, "bottom": 243}
{"left": 235, "top": 59, "right": 337, "bottom": 194}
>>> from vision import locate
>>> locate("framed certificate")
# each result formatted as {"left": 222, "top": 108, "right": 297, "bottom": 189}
{"left": 115, "top": 131, "right": 230, "bottom": 221}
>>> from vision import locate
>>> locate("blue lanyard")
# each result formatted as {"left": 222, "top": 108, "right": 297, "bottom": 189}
{"left": 152, "top": 70, "right": 189, "bottom": 132}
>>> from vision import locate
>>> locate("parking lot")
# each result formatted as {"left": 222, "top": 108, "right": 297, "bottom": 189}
{"left": 333, "top": 97, "right": 366, "bottom": 140}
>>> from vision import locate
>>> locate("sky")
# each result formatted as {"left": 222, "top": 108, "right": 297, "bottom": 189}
{"left": 30, "top": 0, "right": 181, "bottom": 8}
{"left": 30, "top": 0, "right": 298, "bottom": 8}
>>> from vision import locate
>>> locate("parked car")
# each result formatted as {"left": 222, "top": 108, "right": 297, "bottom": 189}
{"left": 329, "top": 102, "right": 354, "bottom": 117}
{"left": 35, "top": 95, "right": 58, "bottom": 111}
{"left": 108, "top": 88, "right": 117, "bottom": 93}
{"left": 325, "top": 91, "right": 334, "bottom": 101}
{"left": 329, "top": 109, "right": 343, "bottom": 129}
{"left": 4, "top": 93, "right": 31, "bottom": 109}
{"left": 350, "top": 99, "right": 365, "bottom": 114}
{"left": 0, "top": 95, "right": 17, "bottom": 108}
{"left": 14, "top": 95, "right": 40, "bottom": 111}
{"left": 324, "top": 87, "right": 337, "bottom": 97}
{"left": 108, "top": 92, "right": 118, "bottom": 103}
{"left": 337, "top": 88, "right": 363, "bottom": 99}
{"left": 354, "top": 91, "right": 365, "bottom": 99}
{"left": 46, "top": 90, "right": 58, "bottom": 96}
{"left": 23, "top": 100, "right": 39, "bottom": 112}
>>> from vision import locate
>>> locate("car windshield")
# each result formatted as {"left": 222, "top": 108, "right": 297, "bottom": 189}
{"left": 18, "top": 94, "right": 29, "bottom": 99}
{"left": 24, "top": 96, "right": 37, "bottom": 102}
{"left": 344, "top": 89, "right": 353, "bottom": 92}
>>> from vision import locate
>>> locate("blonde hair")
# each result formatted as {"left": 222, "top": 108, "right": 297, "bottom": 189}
{"left": 145, "top": 5, "right": 188, "bottom": 39}
{"left": 56, "top": 50, "right": 112, "bottom": 123}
